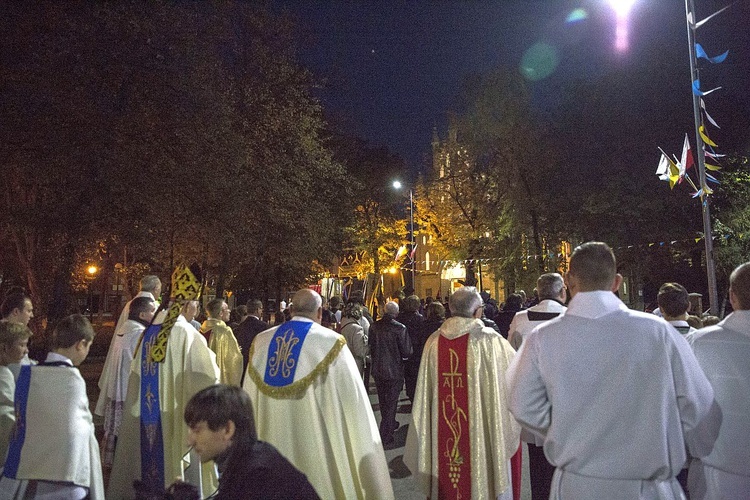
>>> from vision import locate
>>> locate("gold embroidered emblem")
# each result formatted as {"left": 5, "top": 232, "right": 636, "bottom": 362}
{"left": 267, "top": 327, "right": 300, "bottom": 379}
{"left": 442, "top": 347, "right": 467, "bottom": 489}
{"left": 145, "top": 383, "right": 157, "bottom": 415}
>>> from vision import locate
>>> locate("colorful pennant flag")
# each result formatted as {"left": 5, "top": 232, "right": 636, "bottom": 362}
{"left": 695, "top": 43, "right": 729, "bottom": 63}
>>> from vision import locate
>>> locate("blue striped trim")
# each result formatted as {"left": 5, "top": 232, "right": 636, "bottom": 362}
{"left": 4, "top": 365, "right": 32, "bottom": 479}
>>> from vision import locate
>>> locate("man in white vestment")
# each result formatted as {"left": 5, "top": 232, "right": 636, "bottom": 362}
{"left": 108, "top": 265, "right": 220, "bottom": 499}
{"left": 689, "top": 261, "right": 750, "bottom": 499}
{"left": 0, "top": 314, "right": 103, "bottom": 499}
{"left": 95, "top": 296, "right": 156, "bottom": 468}
{"left": 507, "top": 272, "right": 567, "bottom": 499}
{"left": 243, "top": 288, "right": 394, "bottom": 499}
{"left": 658, "top": 282, "right": 697, "bottom": 342}
{"left": 404, "top": 286, "right": 521, "bottom": 500}
{"left": 97, "top": 276, "right": 161, "bottom": 416}
{"left": 507, "top": 242, "right": 721, "bottom": 500}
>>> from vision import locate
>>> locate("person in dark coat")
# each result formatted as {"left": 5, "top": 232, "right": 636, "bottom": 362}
{"left": 369, "top": 301, "right": 412, "bottom": 445}
{"left": 184, "top": 384, "right": 319, "bottom": 500}
{"left": 422, "top": 301, "right": 445, "bottom": 338}
{"left": 397, "top": 295, "right": 426, "bottom": 404}
{"left": 234, "top": 299, "right": 269, "bottom": 385}
{"left": 495, "top": 293, "right": 523, "bottom": 339}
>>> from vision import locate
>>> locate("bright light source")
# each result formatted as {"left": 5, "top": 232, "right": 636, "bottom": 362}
{"left": 87, "top": 265, "right": 98, "bottom": 275}
{"left": 388, "top": 266, "right": 398, "bottom": 274}
{"left": 609, "top": 0, "right": 635, "bottom": 16}
{"left": 608, "top": 0, "right": 635, "bottom": 53}
{"left": 392, "top": 180, "right": 402, "bottom": 190}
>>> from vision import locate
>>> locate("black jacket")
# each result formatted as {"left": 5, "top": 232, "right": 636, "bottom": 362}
{"left": 215, "top": 439, "right": 319, "bottom": 499}
{"left": 369, "top": 315, "right": 412, "bottom": 380}
{"left": 235, "top": 316, "right": 269, "bottom": 383}
{"left": 396, "top": 311, "right": 427, "bottom": 362}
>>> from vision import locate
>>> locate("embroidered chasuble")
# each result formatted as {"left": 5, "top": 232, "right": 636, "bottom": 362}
{"left": 404, "top": 316, "right": 521, "bottom": 500}
{"left": 438, "top": 333, "right": 471, "bottom": 499}
{"left": 201, "top": 318, "right": 243, "bottom": 386}
{"left": 108, "top": 265, "right": 220, "bottom": 499}
{"left": 244, "top": 316, "right": 394, "bottom": 499}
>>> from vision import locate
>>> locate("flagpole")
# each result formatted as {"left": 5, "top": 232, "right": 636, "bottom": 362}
{"left": 685, "top": 0, "right": 719, "bottom": 314}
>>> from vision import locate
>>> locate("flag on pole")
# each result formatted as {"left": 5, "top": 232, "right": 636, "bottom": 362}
{"left": 680, "top": 134, "right": 694, "bottom": 174}
{"left": 409, "top": 244, "right": 418, "bottom": 259}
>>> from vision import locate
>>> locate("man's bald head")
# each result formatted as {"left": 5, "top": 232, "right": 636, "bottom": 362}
{"left": 568, "top": 242, "right": 619, "bottom": 293}
{"left": 290, "top": 289, "right": 323, "bottom": 322}
{"left": 730, "top": 262, "right": 750, "bottom": 310}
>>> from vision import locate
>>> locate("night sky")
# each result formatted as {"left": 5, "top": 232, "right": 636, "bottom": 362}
{"left": 270, "top": 0, "right": 750, "bottom": 170}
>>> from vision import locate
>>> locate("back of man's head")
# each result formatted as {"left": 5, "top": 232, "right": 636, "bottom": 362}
{"left": 384, "top": 301, "right": 399, "bottom": 317}
{"left": 537, "top": 273, "right": 565, "bottom": 301}
{"left": 246, "top": 299, "right": 263, "bottom": 315}
{"left": 657, "top": 283, "right": 690, "bottom": 318}
{"left": 184, "top": 384, "right": 257, "bottom": 443}
{"left": 347, "top": 291, "right": 365, "bottom": 306}
{"left": 205, "top": 298, "right": 225, "bottom": 318}
{"left": 1, "top": 291, "right": 29, "bottom": 320}
{"left": 730, "top": 262, "right": 750, "bottom": 310}
{"left": 449, "top": 287, "right": 483, "bottom": 318}
{"left": 291, "top": 289, "right": 322, "bottom": 319}
{"left": 568, "top": 242, "right": 617, "bottom": 291}
{"left": 52, "top": 314, "right": 95, "bottom": 349}
{"left": 128, "top": 296, "right": 156, "bottom": 322}
{"left": 140, "top": 275, "right": 161, "bottom": 295}
{"left": 401, "top": 295, "right": 420, "bottom": 313}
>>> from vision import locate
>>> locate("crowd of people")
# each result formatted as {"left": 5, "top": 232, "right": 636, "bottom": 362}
{"left": 0, "top": 240, "right": 746, "bottom": 499}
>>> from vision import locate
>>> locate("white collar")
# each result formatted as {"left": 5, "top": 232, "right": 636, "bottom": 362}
{"left": 566, "top": 291, "right": 627, "bottom": 319}
{"left": 291, "top": 316, "right": 315, "bottom": 324}
{"left": 45, "top": 352, "right": 74, "bottom": 366}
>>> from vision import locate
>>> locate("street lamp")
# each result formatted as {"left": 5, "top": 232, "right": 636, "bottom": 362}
{"left": 86, "top": 265, "right": 99, "bottom": 321}
{"left": 392, "top": 180, "right": 416, "bottom": 294}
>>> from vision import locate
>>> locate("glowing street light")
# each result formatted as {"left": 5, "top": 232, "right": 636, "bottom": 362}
{"left": 608, "top": 0, "right": 637, "bottom": 52}
{"left": 87, "top": 265, "right": 98, "bottom": 276}
{"left": 392, "top": 180, "right": 416, "bottom": 293}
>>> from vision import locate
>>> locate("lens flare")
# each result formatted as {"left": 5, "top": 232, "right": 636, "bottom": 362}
{"left": 565, "top": 8, "right": 588, "bottom": 23}
{"left": 519, "top": 42, "right": 559, "bottom": 81}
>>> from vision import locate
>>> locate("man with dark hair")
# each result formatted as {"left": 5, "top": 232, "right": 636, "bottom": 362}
{"left": 404, "top": 286, "right": 520, "bottom": 500}
{"left": 183, "top": 385, "right": 318, "bottom": 499}
{"left": 507, "top": 272, "right": 567, "bottom": 499}
{"left": 244, "top": 288, "right": 393, "bottom": 499}
{"left": 1, "top": 314, "right": 103, "bottom": 499}
{"left": 201, "top": 298, "right": 242, "bottom": 386}
{"left": 658, "top": 282, "right": 696, "bottom": 340}
{"left": 507, "top": 242, "right": 721, "bottom": 499}
{"left": 689, "top": 261, "right": 750, "bottom": 498}
{"left": 235, "top": 299, "right": 269, "bottom": 385}
{"left": 0, "top": 291, "right": 34, "bottom": 326}
{"left": 397, "top": 294, "right": 424, "bottom": 403}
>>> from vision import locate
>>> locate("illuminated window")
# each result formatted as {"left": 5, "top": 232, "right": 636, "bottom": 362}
{"left": 425, "top": 252, "right": 431, "bottom": 271}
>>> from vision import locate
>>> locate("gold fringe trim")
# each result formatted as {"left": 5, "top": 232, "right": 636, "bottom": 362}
{"left": 247, "top": 336, "right": 347, "bottom": 399}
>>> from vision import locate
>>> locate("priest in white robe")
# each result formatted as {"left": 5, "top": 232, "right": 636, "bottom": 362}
{"left": 96, "top": 276, "right": 161, "bottom": 418}
{"left": 107, "top": 265, "right": 220, "bottom": 499}
{"left": 689, "top": 261, "right": 750, "bottom": 499}
{"left": 94, "top": 296, "right": 156, "bottom": 467}
{"left": 404, "top": 286, "right": 521, "bottom": 500}
{"left": 201, "top": 298, "right": 243, "bottom": 386}
{"left": 507, "top": 242, "right": 721, "bottom": 500}
{"left": 243, "top": 288, "right": 393, "bottom": 500}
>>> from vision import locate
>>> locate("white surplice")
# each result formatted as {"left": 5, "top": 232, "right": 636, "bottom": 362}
{"left": 507, "top": 291, "right": 721, "bottom": 500}
{"left": 689, "top": 310, "right": 750, "bottom": 500}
